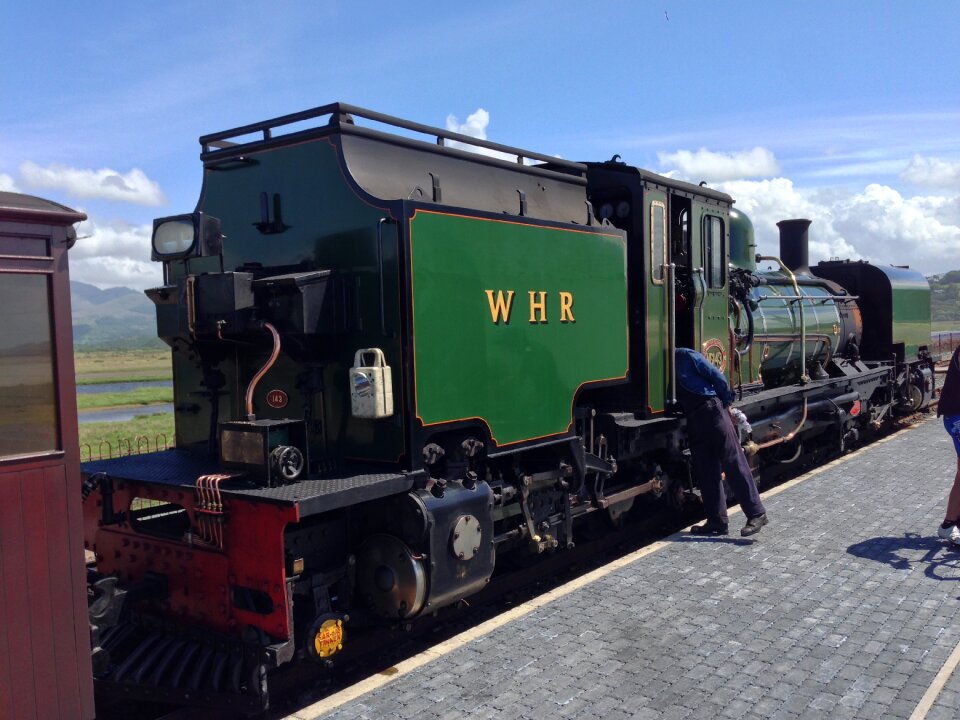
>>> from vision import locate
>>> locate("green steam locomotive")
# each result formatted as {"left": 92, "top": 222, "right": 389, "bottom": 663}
{"left": 83, "top": 103, "right": 933, "bottom": 711}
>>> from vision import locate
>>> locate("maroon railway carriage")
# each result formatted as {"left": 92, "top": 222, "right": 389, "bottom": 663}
{"left": 0, "top": 192, "right": 94, "bottom": 720}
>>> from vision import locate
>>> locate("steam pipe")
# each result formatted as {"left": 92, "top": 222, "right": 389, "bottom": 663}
{"left": 735, "top": 298, "right": 755, "bottom": 357}
{"left": 755, "top": 293, "right": 858, "bottom": 303}
{"left": 245, "top": 321, "right": 281, "bottom": 420}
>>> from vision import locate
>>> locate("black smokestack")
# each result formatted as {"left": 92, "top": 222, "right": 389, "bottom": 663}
{"left": 777, "top": 218, "right": 812, "bottom": 275}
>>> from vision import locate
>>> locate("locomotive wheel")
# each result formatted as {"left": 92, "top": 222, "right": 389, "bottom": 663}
{"left": 895, "top": 370, "right": 925, "bottom": 413}
{"left": 902, "top": 380, "right": 924, "bottom": 412}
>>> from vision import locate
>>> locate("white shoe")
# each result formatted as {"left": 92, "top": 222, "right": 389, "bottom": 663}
{"left": 938, "top": 524, "right": 960, "bottom": 543}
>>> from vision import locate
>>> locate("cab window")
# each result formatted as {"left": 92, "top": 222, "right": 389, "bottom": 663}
{"left": 650, "top": 201, "right": 666, "bottom": 284}
{"left": 703, "top": 215, "right": 725, "bottom": 288}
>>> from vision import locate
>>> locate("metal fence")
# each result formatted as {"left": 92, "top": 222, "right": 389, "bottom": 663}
{"left": 933, "top": 331, "right": 960, "bottom": 359}
{"left": 80, "top": 433, "right": 172, "bottom": 463}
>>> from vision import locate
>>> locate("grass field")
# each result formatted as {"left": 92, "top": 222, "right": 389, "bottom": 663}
{"left": 76, "top": 374, "right": 170, "bottom": 386}
{"left": 75, "top": 349, "right": 174, "bottom": 457}
{"left": 79, "top": 412, "right": 175, "bottom": 461}
{"left": 75, "top": 349, "right": 171, "bottom": 383}
{"left": 76, "top": 386, "right": 172, "bottom": 411}
{"left": 933, "top": 321, "right": 960, "bottom": 333}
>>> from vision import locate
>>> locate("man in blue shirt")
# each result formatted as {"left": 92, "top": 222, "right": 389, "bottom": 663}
{"left": 675, "top": 347, "right": 768, "bottom": 537}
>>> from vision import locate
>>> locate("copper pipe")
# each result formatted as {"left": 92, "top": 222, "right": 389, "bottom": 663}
{"left": 744, "top": 398, "right": 809, "bottom": 455}
{"left": 245, "top": 322, "right": 281, "bottom": 420}
{"left": 197, "top": 474, "right": 209, "bottom": 511}
{"left": 213, "top": 476, "right": 222, "bottom": 512}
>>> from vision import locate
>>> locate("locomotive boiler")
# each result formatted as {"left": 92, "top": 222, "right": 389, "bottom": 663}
{"left": 82, "top": 103, "right": 933, "bottom": 711}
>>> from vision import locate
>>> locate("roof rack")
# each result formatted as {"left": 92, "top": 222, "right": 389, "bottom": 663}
{"left": 199, "top": 102, "right": 584, "bottom": 173}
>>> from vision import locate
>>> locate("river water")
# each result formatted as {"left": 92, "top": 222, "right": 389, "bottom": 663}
{"left": 78, "top": 403, "right": 174, "bottom": 424}
{"left": 77, "top": 380, "right": 172, "bottom": 395}
{"left": 77, "top": 379, "right": 174, "bottom": 424}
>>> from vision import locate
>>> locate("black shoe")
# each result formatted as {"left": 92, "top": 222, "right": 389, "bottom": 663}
{"left": 741, "top": 513, "right": 769, "bottom": 537}
{"left": 690, "top": 520, "right": 729, "bottom": 536}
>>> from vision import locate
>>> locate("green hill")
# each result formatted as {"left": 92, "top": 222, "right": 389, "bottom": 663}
{"left": 930, "top": 271, "right": 960, "bottom": 326}
{"left": 71, "top": 281, "right": 164, "bottom": 350}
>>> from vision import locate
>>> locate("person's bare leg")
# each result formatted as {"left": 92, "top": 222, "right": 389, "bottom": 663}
{"left": 945, "top": 457, "right": 960, "bottom": 524}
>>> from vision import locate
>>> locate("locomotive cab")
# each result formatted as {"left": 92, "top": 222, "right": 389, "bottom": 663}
{"left": 583, "top": 159, "right": 735, "bottom": 417}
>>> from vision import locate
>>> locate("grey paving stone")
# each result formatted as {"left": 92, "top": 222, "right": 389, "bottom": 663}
{"left": 888, "top": 697, "right": 922, "bottom": 718}
{"left": 937, "top": 688, "right": 960, "bottom": 709}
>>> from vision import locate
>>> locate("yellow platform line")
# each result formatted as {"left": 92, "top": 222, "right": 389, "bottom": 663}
{"left": 285, "top": 424, "right": 920, "bottom": 719}
{"left": 911, "top": 639, "right": 960, "bottom": 720}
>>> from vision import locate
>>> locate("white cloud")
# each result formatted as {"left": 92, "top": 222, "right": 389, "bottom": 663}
{"left": 70, "top": 216, "right": 162, "bottom": 290}
{"left": 718, "top": 178, "right": 861, "bottom": 263}
{"left": 830, "top": 184, "right": 960, "bottom": 266}
{"left": 901, "top": 155, "right": 960, "bottom": 191}
{"left": 803, "top": 159, "right": 908, "bottom": 179}
{"left": 715, "top": 177, "right": 960, "bottom": 275}
{"left": 0, "top": 173, "right": 18, "bottom": 192}
{"left": 657, "top": 147, "right": 780, "bottom": 182}
{"left": 445, "top": 108, "right": 521, "bottom": 163}
{"left": 20, "top": 162, "right": 166, "bottom": 206}
{"left": 447, "top": 108, "right": 491, "bottom": 141}
{"left": 926, "top": 196, "right": 960, "bottom": 228}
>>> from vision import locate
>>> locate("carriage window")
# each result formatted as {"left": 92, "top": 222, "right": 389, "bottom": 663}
{"left": 0, "top": 273, "right": 59, "bottom": 457}
{"left": 703, "top": 215, "right": 725, "bottom": 288}
{"left": 0, "top": 235, "right": 51, "bottom": 258}
{"left": 650, "top": 201, "right": 667, "bottom": 284}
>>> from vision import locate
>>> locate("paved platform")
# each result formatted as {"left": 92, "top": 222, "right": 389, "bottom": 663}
{"left": 288, "top": 416, "right": 960, "bottom": 720}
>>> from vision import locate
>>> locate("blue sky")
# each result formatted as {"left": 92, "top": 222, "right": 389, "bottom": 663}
{"left": 2, "top": 1, "right": 958, "bottom": 289}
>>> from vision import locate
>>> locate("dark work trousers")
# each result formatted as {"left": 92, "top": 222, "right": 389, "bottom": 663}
{"left": 686, "top": 396, "right": 766, "bottom": 523}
